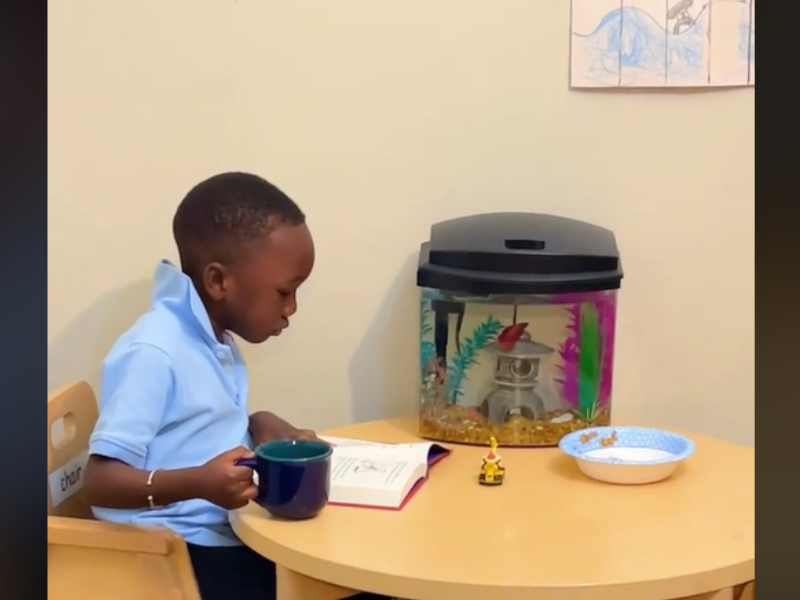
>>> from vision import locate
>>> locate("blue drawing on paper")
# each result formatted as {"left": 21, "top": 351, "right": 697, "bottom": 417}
{"left": 571, "top": 9, "right": 627, "bottom": 84}
{"left": 571, "top": 1, "right": 755, "bottom": 87}
{"left": 667, "top": 3, "right": 710, "bottom": 81}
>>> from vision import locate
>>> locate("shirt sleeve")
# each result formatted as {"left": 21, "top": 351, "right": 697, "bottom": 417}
{"left": 88, "top": 343, "right": 175, "bottom": 469}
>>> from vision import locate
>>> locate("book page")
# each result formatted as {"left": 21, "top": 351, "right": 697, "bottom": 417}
{"left": 331, "top": 455, "right": 418, "bottom": 491}
{"left": 322, "top": 436, "right": 445, "bottom": 467}
{"left": 322, "top": 436, "right": 378, "bottom": 448}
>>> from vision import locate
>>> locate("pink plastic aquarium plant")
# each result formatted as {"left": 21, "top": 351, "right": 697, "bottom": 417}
{"left": 596, "top": 293, "right": 616, "bottom": 404}
{"left": 557, "top": 304, "right": 581, "bottom": 407}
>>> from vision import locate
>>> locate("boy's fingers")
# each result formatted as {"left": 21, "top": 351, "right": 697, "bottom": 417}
{"left": 227, "top": 446, "right": 255, "bottom": 459}
{"left": 297, "top": 429, "right": 330, "bottom": 444}
{"left": 232, "top": 466, "right": 255, "bottom": 481}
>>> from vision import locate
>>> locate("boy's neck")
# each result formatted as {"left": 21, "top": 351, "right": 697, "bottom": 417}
{"left": 188, "top": 276, "right": 227, "bottom": 343}
{"left": 209, "top": 319, "right": 226, "bottom": 343}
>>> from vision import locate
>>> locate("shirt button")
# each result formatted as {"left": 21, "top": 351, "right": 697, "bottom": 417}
{"left": 216, "top": 350, "right": 227, "bottom": 360}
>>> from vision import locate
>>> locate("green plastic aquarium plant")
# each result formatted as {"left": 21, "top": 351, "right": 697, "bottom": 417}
{"left": 577, "top": 302, "right": 604, "bottom": 422}
{"left": 419, "top": 289, "right": 436, "bottom": 379}
{"left": 446, "top": 315, "right": 503, "bottom": 403}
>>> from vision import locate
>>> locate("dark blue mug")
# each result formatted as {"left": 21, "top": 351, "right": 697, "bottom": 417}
{"left": 236, "top": 439, "right": 332, "bottom": 520}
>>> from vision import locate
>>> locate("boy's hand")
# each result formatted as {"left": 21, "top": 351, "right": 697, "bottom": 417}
{"left": 249, "top": 411, "right": 328, "bottom": 446}
{"left": 196, "top": 446, "right": 258, "bottom": 510}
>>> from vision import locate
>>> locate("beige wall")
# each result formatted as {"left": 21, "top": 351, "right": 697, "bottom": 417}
{"left": 48, "top": 0, "right": 754, "bottom": 445}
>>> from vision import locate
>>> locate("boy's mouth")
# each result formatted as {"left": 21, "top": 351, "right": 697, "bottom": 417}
{"left": 270, "top": 323, "right": 288, "bottom": 336}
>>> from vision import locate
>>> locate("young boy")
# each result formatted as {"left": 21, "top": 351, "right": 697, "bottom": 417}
{"left": 84, "top": 172, "right": 392, "bottom": 600}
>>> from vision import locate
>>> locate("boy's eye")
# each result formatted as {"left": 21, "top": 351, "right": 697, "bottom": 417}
{"left": 277, "top": 289, "right": 292, "bottom": 298}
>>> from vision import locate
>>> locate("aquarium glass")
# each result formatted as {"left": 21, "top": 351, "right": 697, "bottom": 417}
{"left": 419, "top": 287, "right": 617, "bottom": 447}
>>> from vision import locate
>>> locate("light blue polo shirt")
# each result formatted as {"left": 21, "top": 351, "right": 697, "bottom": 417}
{"left": 89, "top": 260, "right": 251, "bottom": 547}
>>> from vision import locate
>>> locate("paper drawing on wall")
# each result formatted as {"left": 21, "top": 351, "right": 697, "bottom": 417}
{"left": 570, "top": 0, "right": 756, "bottom": 88}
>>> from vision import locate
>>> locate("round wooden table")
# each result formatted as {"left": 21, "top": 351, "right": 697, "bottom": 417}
{"left": 231, "top": 418, "right": 754, "bottom": 600}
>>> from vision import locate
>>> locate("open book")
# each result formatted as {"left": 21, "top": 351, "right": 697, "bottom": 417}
{"left": 320, "top": 436, "right": 451, "bottom": 510}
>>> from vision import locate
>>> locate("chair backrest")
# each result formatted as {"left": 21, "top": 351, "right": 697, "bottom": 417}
{"left": 47, "top": 380, "right": 202, "bottom": 600}
{"left": 47, "top": 381, "right": 99, "bottom": 519}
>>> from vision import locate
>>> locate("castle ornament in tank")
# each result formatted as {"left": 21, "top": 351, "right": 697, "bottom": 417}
{"left": 416, "top": 212, "right": 623, "bottom": 447}
{"left": 479, "top": 322, "right": 554, "bottom": 424}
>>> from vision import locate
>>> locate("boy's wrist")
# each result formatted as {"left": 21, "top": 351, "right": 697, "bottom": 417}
{"left": 153, "top": 466, "right": 209, "bottom": 505}
{"left": 182, "top": 466, "right": 212, "bottom": 502}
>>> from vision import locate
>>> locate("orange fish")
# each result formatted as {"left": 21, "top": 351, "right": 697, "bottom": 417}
{"left": 600, "top": 431, "right": 618, "bottom": 447}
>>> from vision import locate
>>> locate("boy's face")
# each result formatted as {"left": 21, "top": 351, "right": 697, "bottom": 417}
{"left": 204, "top": 223, "right": 315, "bottom": 343}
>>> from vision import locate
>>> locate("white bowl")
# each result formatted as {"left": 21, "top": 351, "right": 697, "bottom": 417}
{"left": 558, "top": 426, "right": 695, "bottom": 485}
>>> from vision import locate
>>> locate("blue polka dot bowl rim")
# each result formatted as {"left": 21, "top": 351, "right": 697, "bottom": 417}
{"left": 558, "top": 426, "right": 696, "bottom": 485}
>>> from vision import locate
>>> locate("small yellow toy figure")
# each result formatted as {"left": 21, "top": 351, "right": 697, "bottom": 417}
{"left": 478, "top": 435, "right": 506, "bottom": 486}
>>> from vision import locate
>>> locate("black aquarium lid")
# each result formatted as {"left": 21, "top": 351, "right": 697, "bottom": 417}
{"left": 416, "top": 212, "right": 623, "bottom": 295}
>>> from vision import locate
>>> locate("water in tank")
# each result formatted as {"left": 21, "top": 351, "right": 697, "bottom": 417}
{"left": 417, "top": 213, "right": 623, "bottom": 447}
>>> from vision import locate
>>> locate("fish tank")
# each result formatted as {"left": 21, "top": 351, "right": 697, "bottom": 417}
{"left": 416, "top": 212, "right": 623, "bottom": 447}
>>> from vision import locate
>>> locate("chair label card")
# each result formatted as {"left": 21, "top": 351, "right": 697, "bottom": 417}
{"left": 48, "top": 450, "right": 89, "bottom": 508}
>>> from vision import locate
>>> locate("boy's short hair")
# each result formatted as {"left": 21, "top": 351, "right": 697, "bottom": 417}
{"left": 172, "top": 172, "right": 305, "bottom": 273}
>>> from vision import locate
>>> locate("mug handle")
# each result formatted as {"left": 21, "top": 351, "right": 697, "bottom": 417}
{"left": 235, "top": 457, "right": 262, "bottom": 499}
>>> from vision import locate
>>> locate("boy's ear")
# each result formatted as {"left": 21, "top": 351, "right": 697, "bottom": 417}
{"left": 202, "top": 262, "right": 229, "bottom": 301}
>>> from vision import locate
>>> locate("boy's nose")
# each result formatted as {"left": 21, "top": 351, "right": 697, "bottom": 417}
{"left": 283, "top": 298, "right": 297, "bottom": 318}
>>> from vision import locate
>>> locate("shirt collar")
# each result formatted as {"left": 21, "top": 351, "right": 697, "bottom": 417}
{"left": 151, "top": 260, "right": 220, "bottom": 346}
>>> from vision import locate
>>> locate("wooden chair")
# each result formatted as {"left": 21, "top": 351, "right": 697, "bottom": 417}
{"left": 47, "top": 381, "right": 201, "bottom": 600}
